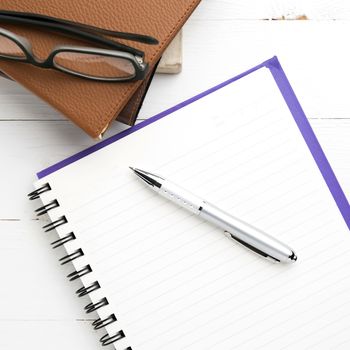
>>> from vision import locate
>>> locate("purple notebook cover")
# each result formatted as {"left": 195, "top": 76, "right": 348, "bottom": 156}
{"left": 37, "top": 56, "right": 350, "bottom": 230}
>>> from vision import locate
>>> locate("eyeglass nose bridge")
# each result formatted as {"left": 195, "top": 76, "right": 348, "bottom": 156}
{"left": 26, "top": 48, "right": 58, "bottom": 68}
{"left": 16, "top": 37, "right": 58, "bottom": 68}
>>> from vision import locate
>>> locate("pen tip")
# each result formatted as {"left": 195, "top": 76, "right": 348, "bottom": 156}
{"left": 290, "top": 251, "right": 297, "bottom": 262}
{"left": 129, "top": 166, "right": 136, "bottom": 172}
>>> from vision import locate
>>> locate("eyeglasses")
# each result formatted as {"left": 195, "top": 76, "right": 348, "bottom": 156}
{"left": 0, "top": 12, "right": 159, "bottom": 82}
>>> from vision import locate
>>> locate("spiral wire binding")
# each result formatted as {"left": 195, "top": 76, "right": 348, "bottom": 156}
{"left": 35, "top": 199, "right": 60, "bottom": 216}
{"left": 51, "top": 232, "right": 76, "bottom": 249}
{"left": 29, "top": 183, "right": 131, "bottom": 349}
{"left": 28, "top": 183, "right": 51, "bottom": 200}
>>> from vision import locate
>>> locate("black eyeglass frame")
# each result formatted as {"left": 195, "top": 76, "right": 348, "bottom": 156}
{"left": 0, "top": 27, "right": 148, "bottom": 82}
{"left": 0, "top": 12, "right": 159, "bottom": 82}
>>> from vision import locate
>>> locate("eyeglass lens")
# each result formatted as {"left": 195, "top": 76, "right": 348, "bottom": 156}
{"left": 53, "top": 52, "right": 136, "bottom": 79}
{"left": 0, "top": 34, "right": 26, "bottom": 58}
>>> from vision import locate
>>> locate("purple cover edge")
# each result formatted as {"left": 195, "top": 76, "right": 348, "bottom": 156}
{"left": 267, "top": 57, "right": 350, "bottom": 229}
{"left": 37, "top": 56, "right": 350, "bottom": 229}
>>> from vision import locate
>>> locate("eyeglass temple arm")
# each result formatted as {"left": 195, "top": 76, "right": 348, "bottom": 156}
{"left": 0, "top": 11, "right": 159, "bottom": 45}
{"left": 0, "top": 14, "right": 146, "bottom": 57}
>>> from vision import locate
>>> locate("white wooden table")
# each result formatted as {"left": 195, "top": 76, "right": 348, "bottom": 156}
{"left": 1, "top": 1, "right": 349, "bottom": 349}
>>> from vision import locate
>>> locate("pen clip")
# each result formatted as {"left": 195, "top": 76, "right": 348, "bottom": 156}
{"left": 225, "top": 231, "right": 280, "bottom": 263}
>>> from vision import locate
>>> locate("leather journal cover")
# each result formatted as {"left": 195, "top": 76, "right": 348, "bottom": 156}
{"left": 0, "top": 0, "right": 202, "bottom": 138}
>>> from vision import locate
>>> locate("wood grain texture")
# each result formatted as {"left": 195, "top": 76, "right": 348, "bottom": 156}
{"left": 191, "top": 0, "right": 350, "bottom": 20}
{"left": 0, "top": 0, "right": 349, "bottom": 349}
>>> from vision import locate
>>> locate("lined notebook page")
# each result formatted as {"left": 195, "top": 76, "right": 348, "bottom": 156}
{"left": 37, "top": 67, "right": 350, "bottom": 350}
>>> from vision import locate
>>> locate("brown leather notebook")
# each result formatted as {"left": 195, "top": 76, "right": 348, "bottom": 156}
{"left": 0, "top": 0, "right": 202, "bottom": 138}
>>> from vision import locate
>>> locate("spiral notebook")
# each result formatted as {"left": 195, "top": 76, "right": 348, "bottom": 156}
{"left": 29, "top": 57, "right": 350, "bottom": 350}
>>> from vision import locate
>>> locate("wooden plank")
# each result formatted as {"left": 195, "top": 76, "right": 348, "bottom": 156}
{"left": 0, "top": 80, "right": 64, "bottom": 121}
{"left": 0, "top": 320, "right": 111, "bottom": 350}
{"left": 193, "top": 0, "right": 350, "bottom": 20}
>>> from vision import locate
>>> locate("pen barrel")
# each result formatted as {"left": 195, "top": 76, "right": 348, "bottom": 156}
{"left": 157, "top": 180, "right": 295, "bottom": 263}
{"left": 199, "top": 202, "right": 295, "bottom": 263}
{"left": 159, "top": 181, "right": 203, "bottom": 214}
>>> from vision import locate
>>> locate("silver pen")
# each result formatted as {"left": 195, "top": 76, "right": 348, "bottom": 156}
{"left": 130, "top": 167, "right": 297, "bottom": 264}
